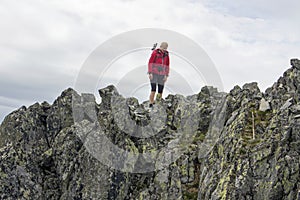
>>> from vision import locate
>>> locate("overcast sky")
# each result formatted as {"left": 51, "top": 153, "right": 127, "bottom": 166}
{"left": 0, "top": 0, "right": 299, "bottom": 123}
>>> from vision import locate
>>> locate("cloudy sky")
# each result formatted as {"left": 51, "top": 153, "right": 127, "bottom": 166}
{"left": 0, "top": 0, "right": 299, "bottom": 123}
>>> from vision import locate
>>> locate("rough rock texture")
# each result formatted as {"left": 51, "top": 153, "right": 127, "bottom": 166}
{"left": 0, "top": 59, "right": 300, "bottom": 200}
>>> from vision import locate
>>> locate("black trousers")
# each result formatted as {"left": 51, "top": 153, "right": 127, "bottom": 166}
{"left": 151, "top": 83, "right": 164, "bottom": 93}
{"left": 150, "top": 74, "right": 165, "bottom": 93}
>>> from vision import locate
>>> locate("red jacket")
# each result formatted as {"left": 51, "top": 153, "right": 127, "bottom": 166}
{"left": 148, "top": 49, "right": 170, "bottom": 76}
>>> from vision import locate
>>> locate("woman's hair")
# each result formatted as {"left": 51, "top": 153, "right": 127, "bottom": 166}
{"left": 160, "top": 42, "right": 168, "bottom": 49}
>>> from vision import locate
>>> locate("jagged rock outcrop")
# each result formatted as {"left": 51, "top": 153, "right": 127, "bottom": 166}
{"left": 198, "top": 59, "right": 300, "bottom": 200}
{"left": 0, "top": 59, "right": 299, "bottom": 200}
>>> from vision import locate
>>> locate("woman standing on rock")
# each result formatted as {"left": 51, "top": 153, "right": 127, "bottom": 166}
{"left": 147, "top": 42, "right": 170, "bottom": 108}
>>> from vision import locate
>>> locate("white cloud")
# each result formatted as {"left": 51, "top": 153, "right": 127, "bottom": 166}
{"left": 0, "top": 0, "right": 300, "bottom": 123}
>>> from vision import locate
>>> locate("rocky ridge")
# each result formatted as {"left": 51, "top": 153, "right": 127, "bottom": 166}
{"left": 0, "top": 59, "right": 299, "bottom": 200}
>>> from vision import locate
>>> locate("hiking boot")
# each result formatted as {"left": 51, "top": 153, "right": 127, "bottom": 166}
{"left": 147, "top": 103, "right": 155, "bottom": 112}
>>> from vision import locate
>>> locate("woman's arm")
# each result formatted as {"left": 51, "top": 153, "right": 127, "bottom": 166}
{"left": 148, "top": 50, "right": 157, "bottom": 74}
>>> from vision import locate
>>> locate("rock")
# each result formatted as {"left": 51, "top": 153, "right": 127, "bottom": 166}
{"left": 290, "top": 104, "right": 300, "bottom": 114}
{"left": 294, "top": 114, "right": 300, "bottom": 119}
{"left": 242, "top": 82, "right": 260, "bottom": 95}
{"left": 291, "top": 58, "right": 300, "bottom": 70}
{"left": 280, "top": 98, "right": 293, "bottom": 110}
{"left": 229, "top": 85, "right": 242, "bottom": 96}
{"left": 259, "top": 98, "right": 271, "bottom": 112}
{"left": 0, "top": 59, "right": 300, "bottom": 200}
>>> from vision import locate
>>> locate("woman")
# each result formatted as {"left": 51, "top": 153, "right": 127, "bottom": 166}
{"left": 147, "top": 42, "right": 170, "bottom": 108}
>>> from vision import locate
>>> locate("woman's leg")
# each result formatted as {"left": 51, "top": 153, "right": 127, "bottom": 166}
{"left": 155, "top": 74, "right": 165, "bottom": 101}
{"left": 156, "top": 84, "right": 164, "bottom": 101}
{"left": 150, "top": 83, "right": 156, "bottom": 105}
{"left": 158, "top": 84, "right": 164, "bottom": 94}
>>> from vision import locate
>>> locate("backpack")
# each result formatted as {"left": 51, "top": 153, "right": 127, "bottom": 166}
{"left": 151, "top": 43, "right": 168, "bottom": 63}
